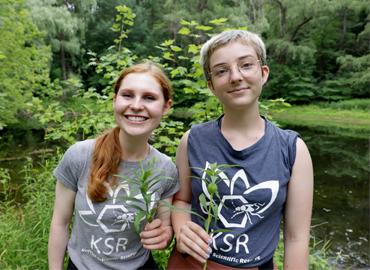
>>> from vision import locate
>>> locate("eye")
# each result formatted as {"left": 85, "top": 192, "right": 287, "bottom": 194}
{"left": 143, "top": 95, "right": 156, "bottom": 101}
{"left": 213, "top": 67, "right": 229, "bottom": 77}
{"left": 121, "top": 92, "right": 133, "bottom": 99}
{"left": 240, "top": 62, "right": 253, "bottom": 70}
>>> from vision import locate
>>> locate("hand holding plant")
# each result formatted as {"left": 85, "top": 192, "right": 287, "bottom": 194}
{"left": 193, "top": 162, "right": 232, "bottom": 270}
{"left": 118, "top": 159, "right": 172, "bottom": 235}
{"left": 171, "top": 163, "right": 231, "bottom": 269}
{"left": 140, "top": 217, "right": 173, "bottom": 250}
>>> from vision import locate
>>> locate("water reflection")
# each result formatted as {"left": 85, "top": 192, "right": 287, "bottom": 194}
{"left": 284, "top": 125, "right": 370, "bottom": 269}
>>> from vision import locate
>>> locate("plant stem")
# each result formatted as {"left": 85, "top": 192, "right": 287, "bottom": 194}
{"left": 203, "top": 194, "right": 213, "bottom": 270}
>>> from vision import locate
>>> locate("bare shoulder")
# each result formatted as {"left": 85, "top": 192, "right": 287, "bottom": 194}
{"left": 174, "top": 130, "right": 192, "bottom": 202}
{"left": 294, "top": 137, "right": 312, "bottom": 166}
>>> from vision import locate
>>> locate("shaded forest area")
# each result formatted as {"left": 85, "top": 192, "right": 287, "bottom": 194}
{"left": 1, "top": 0, "right": 369, "bottom": 137}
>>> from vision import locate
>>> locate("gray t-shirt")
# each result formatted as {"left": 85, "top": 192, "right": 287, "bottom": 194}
{"left": 53, "top": 139, "right": 179, "bottom": 270}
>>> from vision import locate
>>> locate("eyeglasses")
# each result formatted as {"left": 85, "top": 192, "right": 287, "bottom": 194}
{"left": 210, "top": 58, "right": 261, "bottom": 79}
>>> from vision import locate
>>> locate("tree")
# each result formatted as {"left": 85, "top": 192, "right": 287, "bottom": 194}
{"left": 0, "top": 0, "right": 51, "bottom": 129}
{"left": 27, "top": 0, "right": 97, "bottom": 80}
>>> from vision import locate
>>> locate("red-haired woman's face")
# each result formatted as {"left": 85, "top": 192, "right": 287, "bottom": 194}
{"left": 113, "top": 72, "right": 171, "bottom": 138}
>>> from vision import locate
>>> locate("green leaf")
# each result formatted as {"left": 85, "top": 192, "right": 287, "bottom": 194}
{"left": 141, "top": 170, "right": 152, "bottom": 181}
{"left": 170, "top": 45, "right": 182, "bottom": 52}
{"left": 195, "top": 25, "right": 213, "bottom": 31}
{"left": 188, "top": 44, "right": 199, "bottom": 54}
{"left": 180, "top": 19, "right": 191, "bottom": 25}
{"left": 163, "top": 52, "right": 174, "bottom": 60}
{"left": 178, "top": 27, "right": 191, "bottom": 35}
{"left": 134, "top": 211, "right": 146, "bottom": 233}
{"left": 209, "top": 18, "right": 228, "bottom": 25}
{"left": 199, "top": 193, "right": 208, "bottom": 210}
{"left": 161, "top": 39, "right": 174, "bottom": 47}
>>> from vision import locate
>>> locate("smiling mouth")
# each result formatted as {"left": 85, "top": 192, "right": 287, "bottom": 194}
{"left": 124, "top": 115, "right": 149, "bottom": 122}
{"left": 228, "top": 87, "right": 250, "bottom": 93}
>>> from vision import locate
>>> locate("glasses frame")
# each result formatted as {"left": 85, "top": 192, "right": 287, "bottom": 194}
{"left": 209, "top": 59, "right": 262, "bottom": 79}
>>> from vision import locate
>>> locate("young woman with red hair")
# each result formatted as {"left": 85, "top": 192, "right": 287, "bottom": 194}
{"left": 48, "top": 62, "right": 179, "bottom": 270}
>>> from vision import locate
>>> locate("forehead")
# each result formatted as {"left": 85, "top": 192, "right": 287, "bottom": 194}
{"left": 209, "top": 41, "right": 258, "bottom": 67}
{"left": 119, "top": 72, "right": 162, "bottom": 92}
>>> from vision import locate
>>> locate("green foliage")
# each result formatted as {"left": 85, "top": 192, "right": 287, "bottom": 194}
{"left": 111, "top": 5, "right": 136, "bottom": 51}
{"left": 152, "top": 241, "right": 174, "bottom": 270}
{"left": 273, "top": 234, "right": 332, "bottom": 270}
{"left": 273, "top": 101, "right": 370, "bottom": 139}
{"left": 259, "top": 98, "right": 291, "bottom": 123}
{"left": 0, "top": 0, "right": 51, "bottom": 129}
{"left": 33, "top": 89, "right": 114, "bottom": 144}
{"left": 192, "top": 163, "right": 234, "bottom": 269}
{"left": 117, "top": 159, "right": 171, "bottom": 233}
{"left": 324, "top": 98, "right": 370, "bottom": 111}
{"left": 0, "top": 167, "right": 11, "bottom": 202}
{"left": 0, "top": 154, "right": 57, "bottom": 269}
{"left": 27, "top": 0, "right": 97, "bottom": 80}
{"left": 3, "top": 1, "right": 359, "bottom": 268}
{"left": 335, "top": 54, "right": 370, "bottom": 98}
{"left": 152, "top": 117, "right": 185, "bottom": 157}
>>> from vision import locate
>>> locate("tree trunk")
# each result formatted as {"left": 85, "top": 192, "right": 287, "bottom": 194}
{"left": 290, "top": 17, "right": 313, "bottom": 42}
{"left": 197, "top": 0, "right": 208, "bottom": 12}
{"left": 60, "top": 32, "right": 67, "bottom": 80}
{"left": 340, "top": 7, "right": 348, "bottom": 49}
{"left": 271, "top": 0, "right": 287, "bottom": 38}
{"left": 249, "top": 0, "right": 264, "bottom": 24}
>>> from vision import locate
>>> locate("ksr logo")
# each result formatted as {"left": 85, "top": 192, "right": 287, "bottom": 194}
{"left": 78, "top": 183, "right": 156, "bottom": 233}
{"left": 200, "top": 162, "right": 279, "bottom": 228}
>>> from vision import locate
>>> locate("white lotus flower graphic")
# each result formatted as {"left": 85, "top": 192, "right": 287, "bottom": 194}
{"left": 200, "top": 161, "right": 279, "bottom": 228}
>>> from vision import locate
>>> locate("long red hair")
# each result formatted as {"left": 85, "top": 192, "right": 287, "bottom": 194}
{"left": 88, "top": 61, "right": 173, "bottom": 202}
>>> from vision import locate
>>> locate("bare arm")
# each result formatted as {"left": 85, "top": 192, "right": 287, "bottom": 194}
{"left": 48, "top": 181, "right": 76, "bottom": 270}
{"left": 171, "top": 131, "right": 212, "bottom": 264}
{"left": 283, "top": 138, "right": 313, "bottom": 269}
{"left": 140, "top": 197, "right": 174, "bottom": 250}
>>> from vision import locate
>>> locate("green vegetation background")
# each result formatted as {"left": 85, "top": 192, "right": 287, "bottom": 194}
{"left": 0, "top": 0, "right": 369, "bottom": 269}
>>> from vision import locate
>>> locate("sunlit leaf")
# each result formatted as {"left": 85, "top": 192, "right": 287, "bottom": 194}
{"left": 178, "top": 27, "right": 191, "bottom": 35}
{"left": 209, "top": 18, "right": 228, "bottom": 25}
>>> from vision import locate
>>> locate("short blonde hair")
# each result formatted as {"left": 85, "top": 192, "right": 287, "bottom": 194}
{"left": 200, "top": 30, "right": 267, "bottom": 80}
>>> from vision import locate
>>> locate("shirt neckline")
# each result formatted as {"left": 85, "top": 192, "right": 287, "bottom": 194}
{"left": 215, "top": 115, "right": 270, "bottom": 157}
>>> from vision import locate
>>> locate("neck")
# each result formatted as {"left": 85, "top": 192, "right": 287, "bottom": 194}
{"left": 220, "top": 108, "right": 265, "bottom": 150}
{"left": 222, "top": 104, "right": 262, "bottom": 131}
{"left": 118, "top": 131, "right": 150, "bottom": 161}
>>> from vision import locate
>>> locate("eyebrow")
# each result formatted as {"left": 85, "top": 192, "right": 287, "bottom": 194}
{"left": 211, "top": 54, "right": 256, "bottom": 68}
{"left": 118, "top": 87, "right": 161, "bottom": 96}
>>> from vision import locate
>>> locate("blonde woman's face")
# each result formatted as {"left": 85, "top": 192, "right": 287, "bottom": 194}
{"left": 208, "top": 41, "right": 269, "bottom": 110}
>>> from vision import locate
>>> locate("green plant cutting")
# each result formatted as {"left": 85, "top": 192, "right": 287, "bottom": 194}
{"left": 117, "top": 159, "right": 171, "bottom": 233}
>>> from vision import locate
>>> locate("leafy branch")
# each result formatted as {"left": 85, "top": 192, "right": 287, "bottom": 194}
{"left": 117, "top": 159, "right": 172, "bottom": 233}
{"left": 159, "top": 162, "right": 233, "bottom": 269}
{"left": 192, "top": 163, "right": 235, "bottom": 270}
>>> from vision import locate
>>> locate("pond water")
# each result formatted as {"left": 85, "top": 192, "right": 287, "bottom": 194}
{"left": 0, "top": 126, "right": 369, "bottom": 268}
{"left": 283, "top": 125, "right": 370, "bottom": 269}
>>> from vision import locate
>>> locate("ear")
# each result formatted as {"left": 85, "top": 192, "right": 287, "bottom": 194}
{"left": 162, "top": 99, "right": 173, "bottom": 115}
{"left": 112, "top": 94, "right": 117, "bottom": 108}
{"left": 207, "top": 80, "right": 215, "bottom": 93}
{"left": 261, "top": 65, "right": 270, "bottom": 86}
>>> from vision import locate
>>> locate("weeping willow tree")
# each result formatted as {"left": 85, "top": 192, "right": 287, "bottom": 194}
{"left": 0, "top": 0, "right": 51, "bottom": 129}
{"left": 26, "top": 0, "right": 97, "bottom": 80}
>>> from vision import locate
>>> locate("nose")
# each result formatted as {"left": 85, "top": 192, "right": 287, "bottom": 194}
{"left": 229, "top": 65, "right": 243, "bottom": 82}
{"left": 130, "top": 97, "right": 144, "bottom": 110}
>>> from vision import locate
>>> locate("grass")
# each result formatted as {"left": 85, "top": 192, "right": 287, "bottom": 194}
{"left": 0, "top": 156, "right": 56, "bottom": 270}
{"left": 272, "top": 99, "right": 370, "bottom": 139}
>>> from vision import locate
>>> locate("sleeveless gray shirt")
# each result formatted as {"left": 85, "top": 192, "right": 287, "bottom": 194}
{"left": 188, "top": 116, "right": 298, "bottom": 267}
